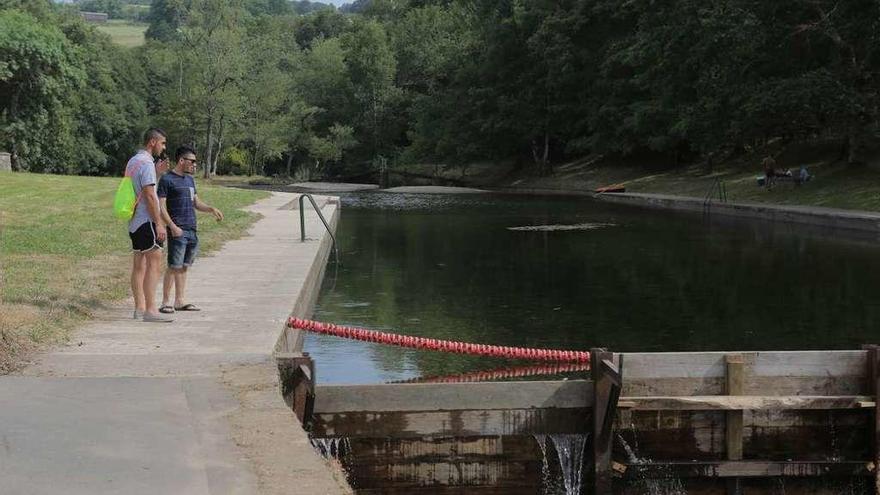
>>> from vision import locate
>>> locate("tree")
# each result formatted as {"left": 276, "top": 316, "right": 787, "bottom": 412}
{"left": 0, "top": 10, "right": 85, "bottom": 171}
{"left": 292, "top": 8, "right": 348, "bottom": 49}
{"left": 772, "top": 0, "right": 880, "bottom": 164}
{"left": 239, "top": 19, "right": 292, "bottom": 176}
{"left": 305, "top": 123, "right": 357, "bottom": 178}
{"left": 145, "top": 0, "right": 188, "bottom": 42}
{"left": 59, "top": 16, "right": 147, "bottom": 174}
{"left": 171, "top": 0, "right": 248, "bottom": 178}
{"left": 340, "top": 18, "right": 401, "bottom": 164}
{"left": 293, "top": 37, "right": 355, "bottom": 135}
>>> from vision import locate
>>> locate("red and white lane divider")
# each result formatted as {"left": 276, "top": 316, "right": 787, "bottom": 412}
{"left": 287, "top": 317, "right": 591, "bottom": 363}
{"left": 389, "top": 362, "right": 591, "bottom": 384}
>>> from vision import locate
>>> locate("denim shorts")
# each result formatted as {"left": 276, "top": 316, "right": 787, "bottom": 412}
{"left": 167, "top": 229, "right": 199, "bottom": 268}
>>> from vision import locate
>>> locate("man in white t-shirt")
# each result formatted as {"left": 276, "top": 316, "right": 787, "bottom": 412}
{"left": 125, "top": 128, "right": 172, "bottom": 322}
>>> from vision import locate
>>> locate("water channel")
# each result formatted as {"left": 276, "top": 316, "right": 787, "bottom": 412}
{"left": 304, "top": 191, "right": 880, "bottom": 384}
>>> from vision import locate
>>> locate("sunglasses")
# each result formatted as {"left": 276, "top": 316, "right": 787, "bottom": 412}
{"left": 181, "top": 157, "right": 197, "bottom": 165}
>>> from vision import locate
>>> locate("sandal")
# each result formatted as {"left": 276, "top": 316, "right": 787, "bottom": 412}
{"left": 159, "top": 305, "right": 175, "bottom": 314}
{"left": 174, "top": 303, "right": 201, "bottom": 312}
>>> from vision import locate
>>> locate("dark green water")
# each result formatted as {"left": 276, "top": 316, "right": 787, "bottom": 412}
{"left": 305, "top": 192, "right": 880, "bottom": 384}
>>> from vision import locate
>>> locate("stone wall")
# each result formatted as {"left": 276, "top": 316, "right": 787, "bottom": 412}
{"left": 0, "top": 152, "right": 11, "bottom": 172}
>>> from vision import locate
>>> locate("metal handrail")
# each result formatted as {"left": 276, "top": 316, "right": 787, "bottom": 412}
{"left": 299, "top": 193, "right": 340, "bottom": 265}
{"left": 703, "top": 178, "right": 727, "bottom": 211}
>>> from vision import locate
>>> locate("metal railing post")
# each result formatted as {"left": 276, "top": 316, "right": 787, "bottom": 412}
{"left": 299, "top": 195, "right": 306, "bottom": 242}
{"left": 298, "top": 193, "right": 340, "bottom": 265}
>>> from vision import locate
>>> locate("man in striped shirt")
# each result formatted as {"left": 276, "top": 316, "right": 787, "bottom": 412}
{"left": 157, "top": 145, "right": 223, "bottom": 313}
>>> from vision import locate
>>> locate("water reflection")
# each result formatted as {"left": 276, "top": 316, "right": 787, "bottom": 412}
{"left": 306, "top": 192, "right": 880, "bottom": 384}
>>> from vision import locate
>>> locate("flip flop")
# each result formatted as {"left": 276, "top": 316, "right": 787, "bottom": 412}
{"left": 174, "top": 304, "right": 201, "bottom": 312}
{"left": 159, "top": 305, "right": 175, "bottom": 314}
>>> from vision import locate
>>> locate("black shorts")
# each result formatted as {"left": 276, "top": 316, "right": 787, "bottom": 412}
{"left": 129, "top": 222, "right": 164, "bottom": 252}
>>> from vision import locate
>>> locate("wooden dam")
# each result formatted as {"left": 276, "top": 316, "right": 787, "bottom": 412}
{"left": 275, "top": 314, "right": 880, "bottom": 494}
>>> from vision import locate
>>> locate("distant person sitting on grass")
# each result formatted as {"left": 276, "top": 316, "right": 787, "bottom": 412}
{"left": 127, "top": 128, "right": 172, "bottom": 323}
{"left": 799, "top": 165, "right": 811, "bottom": 184}
{"left": 158, "top": 145, "right": 224, "bottom": 314}
{"left": 762, "top": 155, "right": 776, "bottom": 189}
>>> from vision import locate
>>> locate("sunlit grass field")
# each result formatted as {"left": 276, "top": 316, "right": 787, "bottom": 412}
{"left": 0, "top": 172, "right": 268, "bottom": 372}
{"left": 95, "top": 20, "right": 148, "bottom": 47}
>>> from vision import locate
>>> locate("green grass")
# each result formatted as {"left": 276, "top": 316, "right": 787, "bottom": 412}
{"left": 95, "top": 20, "right": 148, "bottom": 48}
{"left": 417, "top": 148, "right": 880, "bottom": 212}
{"left": 0, "top": 172, "right": 268, "bottom": 372}
{"left": 622, "top": 161, "right": 880, "bottom": 211}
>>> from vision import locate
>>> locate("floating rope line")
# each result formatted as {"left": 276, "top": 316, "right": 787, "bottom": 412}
{"left": 288, "top": 317, "right": 591, "bottom": 363}
{"left": 388, "top": 362, "right": 591, "bottom": 384}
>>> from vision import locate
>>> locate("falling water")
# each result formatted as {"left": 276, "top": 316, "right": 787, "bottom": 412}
{"left": 534, "top": 435, "right": 554, "bottom": 494}
{"left": 552, "top": 434, "right": 588, "bottom": 495}
{"left": 616, "top": 432, "right": 685, "bottom": 495}
{"left": 617, "top": 434, "right": 643, "bottom": 463}
{"left": 533, "top": 434, "right": 588, "bottom": 495}
{"left": 310, "top": 436, "right": 351, "bottom": 460}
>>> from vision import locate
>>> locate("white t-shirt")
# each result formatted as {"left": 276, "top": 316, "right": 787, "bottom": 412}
{"left": 125, "top": 150, "right": 157, "bottom": 233}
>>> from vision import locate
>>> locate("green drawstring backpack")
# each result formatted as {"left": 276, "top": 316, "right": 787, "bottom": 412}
{"left": 113, "top": 163, "right": 143, "bottom": 220}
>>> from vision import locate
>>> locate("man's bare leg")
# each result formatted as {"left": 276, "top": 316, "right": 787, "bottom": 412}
{"left": 143, "top": 248, "right": 169, "bottom": 319}
{"left": 161, "top": 269, "right": 174, "bottom": 309}
{"left": 173, "top": 267, "right": 189, "bottom": 307}
{"left": 131, "top": 253, "right": 147, "bottom": 315}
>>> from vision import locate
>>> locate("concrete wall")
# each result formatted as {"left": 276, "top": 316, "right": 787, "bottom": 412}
{"left": 275, "top": 197, "right": 340, "bottom": 354}
{"left": 0, "top": 152, "right": 11, "bottom": 172}
{"left": 595, "top": 192, "right": 880, "bottom": 233}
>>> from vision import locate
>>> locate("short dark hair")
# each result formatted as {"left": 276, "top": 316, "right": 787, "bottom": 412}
{"left": 175, "top": 145, "right": 196, "bottom": 161}
{"left": 143, "top": 128, "right": 167, "bottom": 145}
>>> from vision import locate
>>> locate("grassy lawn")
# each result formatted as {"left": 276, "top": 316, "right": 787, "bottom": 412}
{"left": 416, "top": 147, "right": 880, "bottom": 212}
{"left": 0, "top": 172, "right": 268, "bottom": 372}
{"left": 95, "top": 20, "right": 148, "bottom": 48}
{"left": 622, "top": 160, "right": 880, "bottom": 212}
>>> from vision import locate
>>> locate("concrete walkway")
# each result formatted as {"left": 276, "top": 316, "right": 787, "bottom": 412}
{"left": 1, "top": 192, "right": 350, "bottom": 495}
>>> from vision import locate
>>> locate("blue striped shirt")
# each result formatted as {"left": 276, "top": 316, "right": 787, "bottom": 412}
{"left": 157, "top": 171, "right": 198, "bottom": 231}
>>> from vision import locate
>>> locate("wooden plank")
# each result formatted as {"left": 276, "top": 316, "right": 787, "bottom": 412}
{"left": 347, "top": 461, "right": 540, "bottom": 487}
{"left": 726, "top": 354, "right": 744, "bottom": 495}
{"left": 592, "top": 348, "right": 619, "bottom": 495}
{"left": 356, "top": 486, "right": 537, "bottom": 495}
{"left": 752, "top": 350, "right": 866, "bottom": 377}
{"left": 726, "top": 354, "right": 744, "bottom": 393}
{"left": 624, "top": 376, "right": 726, "bottom": 396}
{"left": 312, "top": 407, "right": 588, "bottom": 438}
{"left": 344, "top": 436, "right": 541, "bottom": 465}
{"left": 623, "top": 460, "right": 871, "bottom": 479}
{"left": 619, "top": 395, "right": 874, "bottom": 411}
{"left": 623, "top": 350, "right": 868, "bottom": 396}
{"left": 623, "top": 351, "right": 866, "bottom": 380}
{"left": 618, "top": 411, "right": 726, "bottom": 459}
{"left": 313, "top": 380, "right": 591, "bottom": 413}
{"left": 865, "top": 344, "right": 880, "bottom": 494}
{"left": 342, "top": 436, "right": 542, "bottom": 494}
{"left": 277, "top": 353, "right": 315, "bottom": 426}
{"left": 624, "top": 352, "right": 727, "bottom": 379}
{"left": 620, "top": 409, "right": 872, "bottom": 460}
{"left": 625, "top": 375, "right": 866, "bottom": 397}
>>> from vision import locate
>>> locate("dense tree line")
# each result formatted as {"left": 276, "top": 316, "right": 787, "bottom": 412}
{"left": 2, "top": 0, "right": 878, "bottom": 178}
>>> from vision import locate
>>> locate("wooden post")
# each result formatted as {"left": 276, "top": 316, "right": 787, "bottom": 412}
{"left": 592, "top": 348, "right": 622, "bottom": 495}
{"left": 863, "top": 345, "right": 880, "bottom": 494}
{"left": 726, "top": 353, "right": 744, "bottom": 495}
{"left": 278, "top": 352, "right": 316, "bottom": 430}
